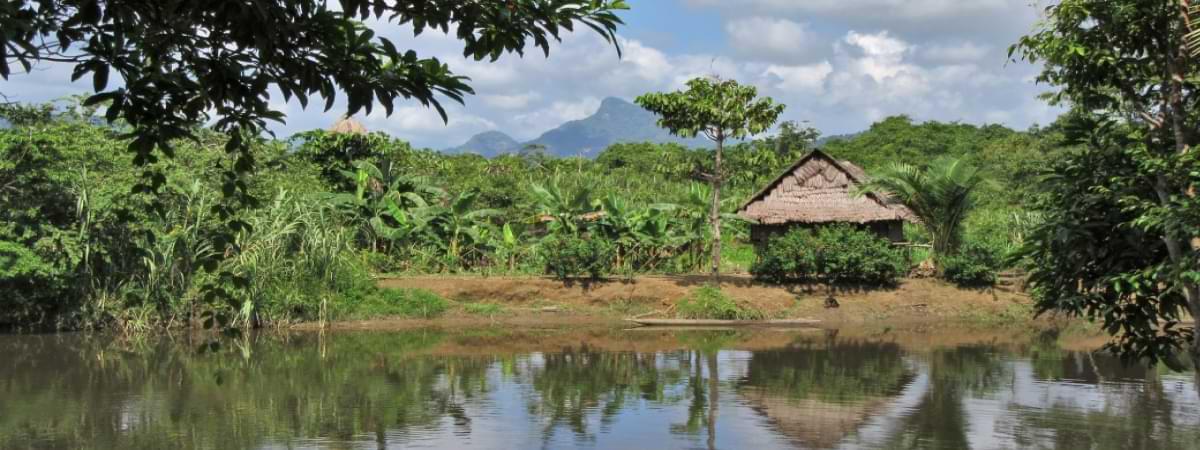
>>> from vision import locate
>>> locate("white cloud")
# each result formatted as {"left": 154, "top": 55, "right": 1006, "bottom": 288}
{"left": 726, "top": 17, "right": 821, "bottom": 63}
{"left": 842, "top": 31, "right": 913, "bottom": 83}
{"left": 481, "top": 93, "right": 540, "bottom": 109}
{"left": 363, "top": 105, "right": 496, "bottom": 145}
{"left": 919, "top": 42, "right": 990, "bottom": 63}
{"left": 684, "top": 0, "right": 1040, "bottom": 40}
{"left": 763, "top": 62, "right": 832, "bottom": 93}
{"left": 511, "top": 97, "right": 603, "bottom": 140}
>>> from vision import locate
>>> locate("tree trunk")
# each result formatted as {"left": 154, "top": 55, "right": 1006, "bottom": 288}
{"left": 706, "top": 351, "right": 719, "bottom": 450}
{"left": 1162, "top": 25, "right": 1200, "bottom": 368}
{"left": 711, "top": 134, "right": 723, "bottom": 280}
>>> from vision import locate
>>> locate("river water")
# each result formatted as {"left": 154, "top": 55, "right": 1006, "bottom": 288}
{"left": 1, "top": 327, "right": 1196, "bottom": 449}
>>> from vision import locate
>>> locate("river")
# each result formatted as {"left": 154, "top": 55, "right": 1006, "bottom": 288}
{"left": 1, "top": 327, "right": 1196, "bottom": 449}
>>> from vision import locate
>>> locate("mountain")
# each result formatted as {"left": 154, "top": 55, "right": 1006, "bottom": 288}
{"left": 447, "top": 130, "right": 520, "bottom": 157}
{"left": 447, "top": 97, "right": 711, "bottom": 158}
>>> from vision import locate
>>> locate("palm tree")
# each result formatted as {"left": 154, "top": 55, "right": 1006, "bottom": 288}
{"left": 856, "top": 156, "right": 983, "bottom": 264}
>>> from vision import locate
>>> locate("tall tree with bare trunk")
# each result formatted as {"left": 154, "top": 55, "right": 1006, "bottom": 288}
{"left": 636, "top": 78, "right": 783, "bottom": 279}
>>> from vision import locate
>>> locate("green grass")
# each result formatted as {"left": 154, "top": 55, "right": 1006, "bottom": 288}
{"left": 722, "top": 241, "right": 757, "bottom": 273}
{"left": 675, "top": 285, "right": 765, "bottom": 320}
{"left": 338, "top": 288, "right": 450, "bottom": 319}
{"left": 462, "top": 302, "right": 506, "bottom": 316}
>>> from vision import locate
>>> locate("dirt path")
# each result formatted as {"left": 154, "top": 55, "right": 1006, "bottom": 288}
{"left": 372, "top": 274, "right": 1043, "bottom": 327}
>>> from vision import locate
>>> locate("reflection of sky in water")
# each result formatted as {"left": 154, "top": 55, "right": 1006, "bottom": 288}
{"left": 2, "top": 332, "right": 1197, "bottom": 450}
{"left": 259, "top": 352, "right": 1198, "bottom": 449}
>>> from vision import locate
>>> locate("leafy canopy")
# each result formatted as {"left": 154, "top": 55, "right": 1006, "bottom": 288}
{"left": 0, "top": 0, "right": 627, "bottom": 201}
{"left": 635, "top": 77, "right": 784, "bottom": 142}
{"left": 1013, "top": 0, "right": 1200, "bottom": 367}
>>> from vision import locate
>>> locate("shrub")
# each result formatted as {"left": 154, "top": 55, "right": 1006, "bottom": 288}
{"left": 749, "top": 229, "right": 817, "bottom": 283}
{"left": 539, "top": 233, "right": 613, "bottom": 280}
{"left": 814, "top": 225, "right": 908, "bottom": 285}
{"left": 941, "top": 240, "right": 1004, "bottom": 287}
{"left": 750, "top": 225, "right": 907, "bottom": 285}
{"left": 675, "top": 285, "right": 765, "bottom": 320}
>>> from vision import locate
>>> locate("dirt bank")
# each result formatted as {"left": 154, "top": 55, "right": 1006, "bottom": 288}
{"left": 368, "top": 274, "right": 1047, "bottom": 328}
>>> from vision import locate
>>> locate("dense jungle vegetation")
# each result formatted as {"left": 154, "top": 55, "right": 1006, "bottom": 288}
{"left": 0, "top": 100, "right": 1064, "bottom": 330}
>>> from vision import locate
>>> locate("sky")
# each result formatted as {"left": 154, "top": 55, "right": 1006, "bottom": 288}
{"left": 2, "top": 0, "right": 1060, "bottom": 149}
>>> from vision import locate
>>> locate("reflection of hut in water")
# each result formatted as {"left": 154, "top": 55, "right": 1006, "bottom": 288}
{"left": 736, "top": 339, "right": 916, "bottom": 449}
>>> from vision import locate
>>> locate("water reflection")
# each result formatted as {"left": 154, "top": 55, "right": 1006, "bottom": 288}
{"left": 0, "top": 329, "right": 1196, "bottom": 449}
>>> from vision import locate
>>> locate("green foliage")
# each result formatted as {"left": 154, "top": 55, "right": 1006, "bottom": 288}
{"left": 540, "top": 233, "right": 614, "bottom": 280}
{"left": 857, "top": 156, "right": 984, "bottom": 260}
{"left": 1014, "top": 0, "right": 1200, "bottom": 367}
{"left": 941, "top": 240, "right": 1004, "bottom": 287}
{"left": 0, "top": 93, "right": 1067, "bottom": 332}
{"left": 674, "top": 285, "right": 765, "bottom": 320}
{"left": 637, "top": 77, "right": 785, "bottom": 276}
{"left": 0, "top": 0, "right": 627, "bottom": 331}
{"left": 1019, "top": 117, "right": 1197, "bottom": 367}
{"left": 635, "top": 78, "right": 786, "bottom": 141}
{"left": 750, "top": 226, "right": 907, "bottom": 286}
{"left": 345, "top": 289, "right": 450, "bottom": 320}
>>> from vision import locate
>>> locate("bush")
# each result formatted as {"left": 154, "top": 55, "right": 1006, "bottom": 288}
{"left": 539, "top": 233, "right": 613, "bottom": 280}
{"left": 750, "top": 225, "right": 907, "bottom": 285}
{"left": 941, "top": 240, "right": 1004, "bottom": 287}
{"left": 675, "top": 285, "right": 765, "bottom": 320}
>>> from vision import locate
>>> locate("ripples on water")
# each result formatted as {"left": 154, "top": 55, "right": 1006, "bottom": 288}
{"left": 0, "top": 328, "right": 1196, "bottom": 449}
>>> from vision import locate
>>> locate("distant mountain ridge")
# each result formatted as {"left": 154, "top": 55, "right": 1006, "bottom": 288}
{"left": 447, "top": 97, "right": 712, "bottom": 158}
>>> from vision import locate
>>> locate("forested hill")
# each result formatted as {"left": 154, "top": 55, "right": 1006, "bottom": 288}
{"left": 820, "top": 115, "right": 1066, "bottom": 208}
{"left": 447, "top": 97, "right": 711, "bottom": 157}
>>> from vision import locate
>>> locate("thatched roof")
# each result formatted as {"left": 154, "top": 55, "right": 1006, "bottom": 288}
{"left": 738, "top": 150, "right": 915, "bottom": 225}
{"left": 330, "top": 115, "right": 367, "bottom": 135}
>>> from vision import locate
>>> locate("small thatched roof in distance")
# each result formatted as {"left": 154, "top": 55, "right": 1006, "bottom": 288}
{"left": 330, "top": 115, "right": 367, "bottom": 135}
{"left": 738, "top": 150, "right": 915, "bottom": 225}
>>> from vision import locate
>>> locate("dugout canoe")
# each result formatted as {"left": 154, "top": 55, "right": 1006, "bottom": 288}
{"left": 626, "top": 318, "right": 819, "bottom": 327}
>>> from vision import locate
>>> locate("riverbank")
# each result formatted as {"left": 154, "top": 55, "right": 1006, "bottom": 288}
{"left": 297, "top": 274, "right": 1073, "bottom": 332}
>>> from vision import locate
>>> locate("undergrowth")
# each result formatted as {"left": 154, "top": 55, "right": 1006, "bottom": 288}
{"left": 675, "top": 285, "right": 765, "bottom": 320}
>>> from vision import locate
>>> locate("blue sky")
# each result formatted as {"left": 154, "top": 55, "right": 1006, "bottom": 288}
{"left": 1, "top": 0, "right": 1058, "bottom": 149}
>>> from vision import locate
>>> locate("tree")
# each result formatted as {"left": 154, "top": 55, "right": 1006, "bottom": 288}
{"left": 857, "top": 156, "right": 983, "bottom": 265}
{"left": 0, "top": 0, "right": 627, "bottom": 325}
{"left": 1014, "top": 0, "right": 1200, "bottom": 368}
{"left": 636, "top": 77, "right": 784, "bottom": 278}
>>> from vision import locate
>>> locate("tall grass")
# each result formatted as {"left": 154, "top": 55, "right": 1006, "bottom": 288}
{"left": 231, "top": 190, "right": 374, "bottom": 326}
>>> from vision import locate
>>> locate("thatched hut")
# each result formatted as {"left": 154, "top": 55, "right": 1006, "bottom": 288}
{"left": 738, "top": 150, "right": 915, "bottom": 247}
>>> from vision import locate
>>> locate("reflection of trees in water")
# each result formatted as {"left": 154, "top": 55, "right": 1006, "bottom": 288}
{"left": 1012, "top": 352, "right": 1200, "bottom": 450}
{"left": 526, "top": 346, "right": 688, "bottom": 439}
{"left": 735, "top": 338, "right": 915, "bottom": 449}
{"left": 526, "top": 333, "right": 736, "bottom": 447}
{"left": 0, "top": 331, "right": 495, "bottom": 449}
{"left": 881, "top": 345, "right": 1009, "bottom": 449}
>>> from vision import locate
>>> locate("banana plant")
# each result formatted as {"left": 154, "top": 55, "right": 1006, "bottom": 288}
{"left": 416, "top": 189, "right": 501, "bottom": 271}
{"left": 530, "top": 182, "right": 598, "bottom": 235}
{"left": 493, "top": 222, "right": 525, "bottom": 272}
